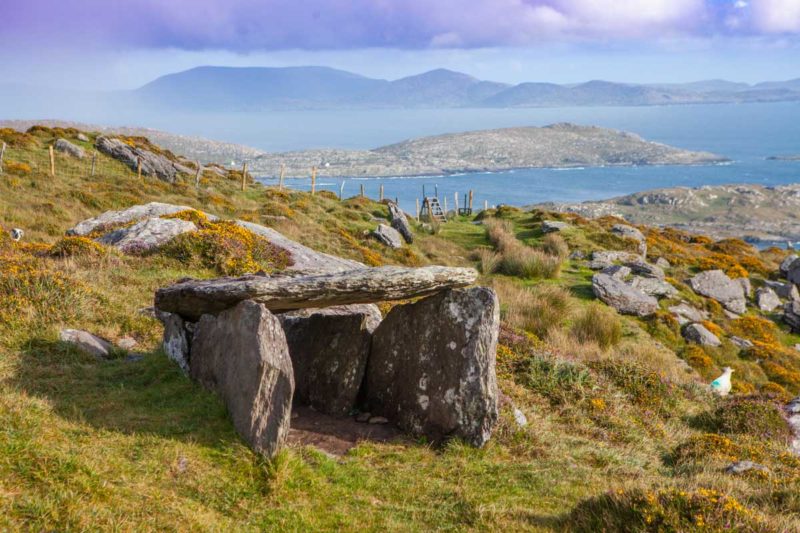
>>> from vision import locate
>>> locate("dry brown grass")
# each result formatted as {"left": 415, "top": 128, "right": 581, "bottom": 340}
{"left": 471, "top": 247, "right": 502, "bottom": 274}
{"left": 571, "top": 303, "right": 623, "bottom": 350}
{"left": 492, "top": 279, "right": 574, "bottom": 339}
{"left": 542, "top": 233, "right": 569, "bottom": 259}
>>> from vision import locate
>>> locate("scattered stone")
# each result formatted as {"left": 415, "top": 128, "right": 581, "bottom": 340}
{"left": 155, "top": 265, "right": 479, "bottom": 321}
{"left": 368, "top": 416, "right": 389, "bottom": 425}
{"left": 625, "top": 259, "right": 665, "bottom": 279}
{"left": 366, "top": 287, "right": 500, "bottom": 447}
{"left": 569, "top": 250, "right": 586, "bottom": 260}
{"left": 725, "top": 461, "right": 769, "bottom": 475}
{"left": 542, "top": 220, "right": 569, "bottom": 233}
{"left": 592, "top": 273, "right": 658, "bottom": 316}
{"left": 95, "top": 136, "right": 189, "bottom": 183}
{"left": 591, "top": 250, "right": 641, "bottom": 265}
{"left": 387, "top": 201, "right": 413, "bottom": 244}
{"left": 787, "top": 261, "right": 800, "bottom": 286}
{"left": 611, "top": 224, "right": 647, "bottom": 255}
{"left": 278, "top": 304, "right": 381, "bottom": 416}
{"left": 372, "top": 224, "right": 403, "bottom": 249}
{"left": 76, "top": 133, "right": 89, "bottom": 142}
{"left": 158, "top": 311, "right": 191, "bottom": 374}
{"left": 689, "top": 270, "right": 747, "bottom": 314}
{"left": 628, "top": 276, "right": 678, "bottom": 298}
{"left": 601, "top": 264, "right": 631, "bottom": 280}
{"left": 513, "top": 408, "right": 528, "bottom": 428}
{"left": 68, "top": 202, "right": 203, "bottom": 237}
{"left": 54, "top": 138, "right": 86, "bottom": 159}
{"left": 355, "top": 412, "right": 371, "bottom": 423}
{"left": 780, "top": 254, "right": 800, "bottom": 276}
{"left": 683, "top": 323, "right": 721, "bottom": 347}
{"left": 655, "top": 257, "right": 671, "bottom": 269}
{"left": 190, "top": 300, "right": 294, "bottom": 458}
{"left": 118, "top": 336, "right": 138, "bottom": 351}
{"left": 59, "top": 329, "right": 113, "bottom": 359}
{"left": 669, "top": 303, "right": 708, "bottom": 325}
{"left": 731, "top": 336, "right": 754, "bottom": 349}
{"left": 98, "top": 217, "right": 197, "bottom": 254}
{"left": 784, "top": 301, "right": 800, "bottom": 333}
{"left": 756, "top": 287, "right": 781, "bottom": 312}
{"left": 737, "top": 277, "right": 752, "bottom": 298}
{"left": 765, "top": 280, "right": 800, "bottom": 301}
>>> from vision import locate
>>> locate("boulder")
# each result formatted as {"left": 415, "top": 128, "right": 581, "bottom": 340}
{"left": 278, "top": 304, "right": 381, "bottom": 416}
{"left": 756, "top": 287, "right": 782, "bottom": 312}
{"left": 601, "top": 265, "right": 631, "bottom": 280}
{"left": 611, "top": 224, "right": 647, "bottom": 255}
{"left": 96, "top": 136, "right": 188, "bottom": 183}
{"left": 59, "top": 329, "right": 113, "bottom": 358}
{"left": 787, "top": 396, "right": 800, "bottom": 456}
{"left": 76, "top": 133, "right": 89, "bottom": 142}
{"left": 683, "top": 323, "right": 721, "bottom": 347}
{"left": 765, "top": 280, "right": 800, "bottom": 302}
{"left": 628, "top": 276, "right": 678, "bottom": 298}
{"left": 787, "top": 261, "right": 800, "bottom": 286}
{"left": 669, "top": 303, "right": 708, "bottom": 325}
{"left": 590, "top": 250, "right": 641, "bottom": 269}
{"left": 155, "top": 265, "right": 478, "bottom": 321}
{"left": 98, "top": 217, "right": 197, "bottom": 254}
{"left": 68, "top": 202, "right": 202, "bottom": 236}
{"left": 190, "top": 300, "right": 294, "bottom": 458}
{"left": 542, "top": 220, "right": 569, "bottom": 233}
{"left": 625, "top": 259, "right": 665, "bottom": 279}
{"left": 784, "top": 301, "right": 800, "bottom": 333}
{"left": 372, "top": 224, "right": 403, "bottom": 249}
{"left": 158, "top": 311, "right": 191, "bottom": 374}
{"left": 655, "top": 257, "right": 671, "bottom": 269}
{"left": 689, "top": 270, "right": 747, "bottom": 314}
{"left": 54, "top": 138, "right": 86, "bottom": 159}
{"left": 780, "top": 254, "right": 800, "bottom": 276}
{"left": 366, "top": 287, "right": 500, "bottom": 447}
{"left": 737, "top": 277, "right": 752, "bottom": 298}
{"left": 387, "top": 201, "right": 413, "bottom": 244}
{"left": 592, "top": 273, "right": 658, "bottom": 317}
{"left": 730, "top": 336, "right": 754, "bottom": 349}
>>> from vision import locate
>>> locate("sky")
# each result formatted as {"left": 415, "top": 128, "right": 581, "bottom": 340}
{"left": 1, "top": 0, "right": 800, "bottom": 90}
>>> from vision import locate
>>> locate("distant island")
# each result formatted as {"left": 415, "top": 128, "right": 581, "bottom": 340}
{"left": 768, "top": 155, "right": 800, "bottom": 161}
{"left": 535, "top": 183, "right": 800, "bottom": 243}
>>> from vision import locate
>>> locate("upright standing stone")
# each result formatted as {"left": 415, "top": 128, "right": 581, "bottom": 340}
{"left": 158, "top": 311, "right": 191, "bottom": 374}
{"left": 190, "top": 300, "right": 294, "bottom": 458}
{"left": 366, "top": 287, "right": 500, "bottom": 447}
{"left": 387, "top": 201, "right": 414, "bottom": 244}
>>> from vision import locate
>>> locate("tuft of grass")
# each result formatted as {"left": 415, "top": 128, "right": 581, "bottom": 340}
{"left": 541, "top": 233, "right": 569, "bottom": 259}
{"left": 571, "top": 303, "right": 622, "bottom": 350}
{"left": 491, "top": 280, "right": 574, "bottom": 339}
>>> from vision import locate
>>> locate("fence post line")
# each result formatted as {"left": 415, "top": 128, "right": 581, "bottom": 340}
{"left": 310, "top": 166, "right": 317, "bottom": 195}
{"left": 49, "top": 145, "right": 55, "bottom": 177}
{"left": 90, "top": 151, "right": 96, "bottom": 177}
{"left": 278, "top": 163, "right": 285, "bottom": 190}
{"left": 0, "top": 141, "right": 6, "bottom": 173}
{"left": 379, "top": 184, "right": 384, "bottom": 202}
{"left": 195, "top": 161, "right": 202, "bottom": 188}
{"left": 241, "top": 161, "right": 248, "bottom": 191}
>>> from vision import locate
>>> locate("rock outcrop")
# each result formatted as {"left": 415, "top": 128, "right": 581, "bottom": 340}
{"left": 612, "top": 224, "right": 647, "bottom": 255}
{"left": 373, "top": 224, "right": 403, "bottom": 249}
{"left": 155, "top": 266, "right": 478, "bottom": 320}
{"left": 756, "top": 287, "right": 782, "bottom": 312}
{"left": 689, "top": 270, "right": 747, "bottom": 314}
{"left": 99, "top": 217, "right": 197, "bottom": 254}
{"left": 366, "top": 288, "right": 499, "bottom": 447}
{"left": 279, "top": 304, "right": 381, "bottom": 416}
{"left": 784, "top": 301, "right": 800, "bottom": 333}
{"left": 628, "top": 276, "right": 677, "bottom": 298}
{"left": 542, "top": 220, "right": 569, "bottom": 233}
{"left": 191, "top": 300, "right": 294, "bottom": 458}
{"left": 626, "top": 260, "right": 665, "bottom": 280}
{"left": 786, "top": 261, "right": 800, "bottom": 286}
{"left": 54, "top": 138, "right": 86, "bottom": 159}
{"left": 592, "top": 273, "right": 658, "bottom": 316}
{"left": 765, "top": 281, "right": 800, "bottom": 302}
{"left": 683, "top": 323, "right": 721, "bottom": 347}
{"left": 669, "top": 303, "right": 708, "bottom": 325}
{"left": 96, "top": 136, "right": 190, "bottom": 183}
{"left": 68, "top": 202, "right": 202, "bottom": 236}
{"left": 387, "top": 202, "right": 413, "bottom": 244}
{"left": 589, "top": 250, "right": 641, "bottom": 270}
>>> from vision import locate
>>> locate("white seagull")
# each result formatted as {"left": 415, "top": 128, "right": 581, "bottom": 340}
{"left": 710, "top": 367, "right": 734, "bottom": 397}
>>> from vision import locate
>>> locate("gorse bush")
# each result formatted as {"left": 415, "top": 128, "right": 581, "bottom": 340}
{"left": 572, "top": 303, "right": 622, "bottom": 350}
{"left": 713, "top": 397, "right": 792, "bottom": 442}
{"left": 48, "top": 236, "right": 106, "bottom": 258}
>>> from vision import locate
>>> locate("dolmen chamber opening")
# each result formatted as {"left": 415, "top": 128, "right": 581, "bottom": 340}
{"left": 75, "top": 202, "right": 500, "bottom": 457}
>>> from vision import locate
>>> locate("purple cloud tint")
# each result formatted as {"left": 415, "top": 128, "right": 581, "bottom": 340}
{"left": 2, "top": 0, "right": 799, "bottom": 51}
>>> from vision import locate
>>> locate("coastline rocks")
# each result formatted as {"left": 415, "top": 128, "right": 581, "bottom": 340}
{"left": 683, "top": 323, "right": 721, "bottom": 347}
{"left": 372, "top": 224, "right": 403, "bottom": 249}
{"left": 542, "top": 220, "right": 569, "bottom": 233}
{"left": 279, "top": 304, "right": 382, "bottom": 416}
{"left": 689, "top": 270, "right": 747, "bottom": 314}
{"left": 366, "top": 288, "right": 500, "bottom": 447}
{"left": 96, "top": 136, "right": 187, "bottom": 183}
{"left": 756, "top": 287, "right": 782, "bottom": 312}
{"left": 190, "top": 300, "right": 294, "bottom": 458}
{"left": 155, "top": 266, "right": 479, "bottom": 321}
{"left": 592, "top": 273, "right": 658, "bottom": 316}
{"left": 59, "top": 329, "right": 113, "bottom": 359}
{"left": 54, "top": 138, "right": 86, "bottom": 159}
{"left": 387, "top": 201, "right": 413, "bottom": 244}
{"left": 99, "top": 217, "right": 197, "bottom": 254}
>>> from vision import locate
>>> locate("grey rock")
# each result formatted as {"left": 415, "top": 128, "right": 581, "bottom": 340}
{"left": 513, "top": 407, "right": 528, "bottom": 428}
{"left": 96, "top": 136, "right": 187, "bottom": 183}
{"left": 59, "top": 329, "right": 113, "bottom": 358}
{"left": 765, "top": 280, "right": 800, "bottom": 301}
{"left": 787, "top": 261, "right": 800, "bottom": 285}
{"left": 601, "top": 265, "right": 631, "bottom": 280}
{"left": 191, "top": 300, "right": 294, "bottom": 458}
{"left": 387, "top": 201, "right": 413, "bottom": 244}
{"left": 669, "top": 303, "right": 708, "bottom": 325}
{"left": 781, "top": 254, "right": 800, "bottom": 275}
{"left": 366, "top": 287, "right": 500, "bottom": 447}
{"left": 118, "top": 336, "right": 138, "bottom": 351}
{"left": 725, "top": 461, "right": 769, "bottom": 475}
{"left": 368, "top": 416, "right": 389, "bottom": 425}
{"left": 278, "top": 304, "right": 381, "bottom": 416}
{"left": 54, "top": 138, "right": 86, "bottom": 159}
{"left": 683, "top": 323, "right": 721, "bottom": 347}
{"left": 784, "top": 301, "right": 800, "bottom": 333}
{"left": 592, "top": 273, "right": 658, "bottom": 317}
{"left": 372, "top": 224, "right": 404, "bottom": 249}
{"left": 98, "top": 217, "right": 197, "bottom": 254}
{"left": 730, "top": 336, "right": 754, "bottom": 349}
{"left": 569, "top": 250, "right": 586, "bottom": 260}
{"left": 655, "top": 257, "right": 671, "bottom": 269}
{"left": 158, "top": 311, "right": 191, "bottom": 374}
{"left": 68, "top": 202, "right": 203, "bottom": 236}
{"left": 591, "top": 250, "right": 641, "bottom": 264}
{"left": 689, "top": 270, "right": 747, "bottom": 314}
{"left": 156, "top": 265, "right": 478, "bottom": 321}
{"left": 625, "top": 259, "right": 665, "bottom": 279}
{"left": 737, "top": 277, "right": 752, "bottom": 298}
{"left": 611, "top": 223, "right": 645, "bottom": 242}
{"left": 76, "top": 133, "right": 89, "bottom": 142}
{"left": 542, "top": 220, "right": 569, "bottom": 233}
{"left": 756, "top": 287, "right": 782, "bottom": 312}
{"left": 628, "top": 276, "right": 678, "bottom": 298}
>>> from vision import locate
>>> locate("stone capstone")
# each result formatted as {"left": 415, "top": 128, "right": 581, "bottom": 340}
{"left": 190, "top": 300, "right": 294, "bottom": 458}
{"left": 365, "top": 287, "right": 500, "bottom": 447}
{"left": 689, "top": 270, "right": 747, "bottom": 314}
{"left": 372, "top": 224, "right": 404, "bottom": 249}
{"left": 54, "top": 138, "right": 86, "bottom": 159}
{"left": 98, "top": 217, "right": 197, "bottom": 254}
{"left": 683, "top": 323, "right": 721, "bottom": 347}
{"left": 278, "top": 304, "right": 382, "bottom": 416}
{"left": 592, "top": 273, "right": 658, "bottom": 316}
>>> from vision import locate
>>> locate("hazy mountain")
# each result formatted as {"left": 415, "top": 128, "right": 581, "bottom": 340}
{"left": 649, "top": 79, "right": 752, "bottom": 92}
{"left": 367, "top": 69, "right": 509, "bottom": 107}
{"left": 753, "top": 78, "right": 800, "bottom": 91}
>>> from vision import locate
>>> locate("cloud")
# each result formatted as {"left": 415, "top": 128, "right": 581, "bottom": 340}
{"left": 0, "top": 0, "right": 797, "bottom": 52}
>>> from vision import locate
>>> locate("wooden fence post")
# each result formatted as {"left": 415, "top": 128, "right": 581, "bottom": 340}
{"left": 195, "top": 161, "right": 202, "bottom": 188}
{"left": 0, "top": 142, "right": 6, "bottom": 173}
{"left": 379, "top": 184, "right": 384, "bottom": 202}
{"left": 241, "top": 161, "right": 248, "bottom": 191}
{"left": 360, "top": 183, "right": 365, "bottom": 198}
{"left": 49, "top": 146, "right": 55, "bottom": 177}
{"left": 484, "top": 200, "right": 489, "bottom": 211}
{"left": 469, "top": 190, "right": 474, "bottom": 212}
{"left": 90, "top": 151, "right": 96, "bottom": 177}
{"left": 415, "top": 198, "right": 420, "bottom": 222}
{"left": 310, "top": 166, "right": 317, "bottom": 195}
{"left": 137, "top": 157, "right": 143, "bottom": 182}
{"left": 278, "top": 163, "right": 285, "bottom": 190}
{"left": 339, "top": 180, "right": 346, "bottom": 200}
{"left": 443, "top": 196, "right": 448, "bottom": 218}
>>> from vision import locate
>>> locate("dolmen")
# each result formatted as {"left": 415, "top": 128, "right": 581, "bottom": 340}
{"left": 155, "top": 265, "right": 500, "bottom": 457}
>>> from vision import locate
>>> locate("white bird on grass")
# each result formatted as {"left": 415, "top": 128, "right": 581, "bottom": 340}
{"left": 710, "top": 367, "right": 734, "bottom": 396}
{"left": 10, "top": 228, "right": 23, "bottom": 242}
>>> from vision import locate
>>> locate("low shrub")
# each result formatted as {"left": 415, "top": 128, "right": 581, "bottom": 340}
{"left": 161, "top": 209, "right": 210, "bottom": 226}
{"left": 671, "top": 433, "right": 761, "bottom": 468}
{"left": 572, "top": 303, "right": 622, "bottom": 350}
{"left": 48, "top": 236, "right": 106, "bottom": 258}
{"left": 730, "top": 316, "right": 779, "bottom": 345}
{"left": 713, "top": 397, "right": 792, "bottom": 442}
{"left": 5, "top": 161, "right": 32, "bottom": 175}
{"left": 684, "top": 345, "right": 714, "bottom": 372}
{"left": 590, "top": 359, "right": 675, "bottom": 414}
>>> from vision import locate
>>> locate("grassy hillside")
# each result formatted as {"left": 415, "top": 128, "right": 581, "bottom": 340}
{"left": 2, "top": 126, "right": 800, "bottom": 531}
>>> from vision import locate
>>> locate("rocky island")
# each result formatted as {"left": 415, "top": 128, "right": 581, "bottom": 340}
{"left": 250, "top": 123, "right": 727, "bottom": 177}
